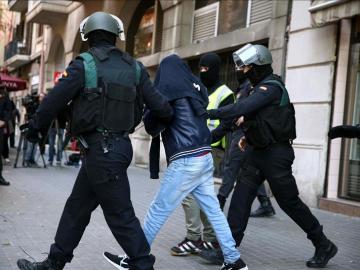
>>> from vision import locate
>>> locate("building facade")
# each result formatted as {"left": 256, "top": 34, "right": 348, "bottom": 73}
{"left": 2, "top": 0, "right": 360, "bottom": 216}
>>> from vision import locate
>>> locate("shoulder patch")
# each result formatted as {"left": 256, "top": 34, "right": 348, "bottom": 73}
{"left": 259, "top": 86, "right": 267, "bottom": 91}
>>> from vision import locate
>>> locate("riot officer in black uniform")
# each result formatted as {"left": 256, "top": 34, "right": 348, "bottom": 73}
{"left": 201, "top": 44, "right": 337, "bottom": 268}
{"left": 17, "top": 12, "right": 173, "bottom": 270}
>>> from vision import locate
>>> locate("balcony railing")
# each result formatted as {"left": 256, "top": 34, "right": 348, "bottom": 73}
{"left": 4, "top": 40, "right": 31, "bottom": 69}
{"left": 26, "top": 0, "right": 79, "bottom": 25}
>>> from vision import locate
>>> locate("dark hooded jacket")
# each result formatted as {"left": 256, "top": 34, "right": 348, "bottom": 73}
{"left": 144, "top": 54, "right": 211, "bottom": 162}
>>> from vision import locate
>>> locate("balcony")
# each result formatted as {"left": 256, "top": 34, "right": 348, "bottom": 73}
{"left": 25, "top": 0, "right": 78, "bottom": 26}
{"left": 4, "top": 40, "right": 31, "bottom": 69}
{"left": 8, "top": 0, "right": 28, "bottom": 13}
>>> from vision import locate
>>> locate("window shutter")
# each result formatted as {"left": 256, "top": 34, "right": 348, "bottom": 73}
{"left": 248, "top": 0, "right": 272, "bottom": 25}
{"left": 192, "top": 2, "right": 219, "bottom": 43}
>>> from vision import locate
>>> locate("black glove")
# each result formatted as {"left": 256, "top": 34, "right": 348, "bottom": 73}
{"left": 143, "top": 109, "right": 167, "bottom": 137}
{"left": 328, "top": 125, "right": 360, "bottom": 139}
{"left": 20, "top": 122, "right": 41, "bottom": 143}
{"left": 207, "top": 109, "right": 218, "bottom": 120}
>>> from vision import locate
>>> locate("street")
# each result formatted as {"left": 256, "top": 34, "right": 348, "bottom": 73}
{"left": 0, "top": 160, "right": 359, "bottom": 270}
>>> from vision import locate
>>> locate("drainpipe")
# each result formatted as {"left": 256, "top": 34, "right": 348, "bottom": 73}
{"left": 281, "top": 0, "right": 293, "bottom": 81}
{"left": 39, "top": 26, "right": 45, "bottom": 94}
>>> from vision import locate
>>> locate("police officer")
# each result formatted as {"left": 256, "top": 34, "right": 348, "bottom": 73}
{"left": 201, "top": 44, "right": 337, "bottom": 268}
{"left": 17, "top": 12, "right": 172, "bottom": 270}
{"left": 212, "top": 71, "right": 275, "bottom": 218}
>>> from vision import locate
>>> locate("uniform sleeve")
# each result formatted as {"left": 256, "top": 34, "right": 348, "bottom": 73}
{"left": 31, "top": 59, "right": 85, "bottom": 130}
{"left": 209, "top": 84, "right": 281, "bottom": 120}
{"left": 137, "top": 62, "right": 173, "bottom": 124}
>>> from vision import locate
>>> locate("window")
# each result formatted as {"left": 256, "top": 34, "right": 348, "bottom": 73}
{"left": 340, "top": 16, "right": 360, "bottom": 201}
{"left": 37, "top": 24, "right": 43, "bottom": 38}
{"left": 195, "top": 0, "right": 218, "bottom": 10}
{"left": 133, "top": 6, "right": 155, "bottom": 58}
{"left": 127, "top": 0, "right": 163, "bottom": 58}
{"left": 247, "top": 0, "right": 272, "bottom": 27}
{"left": 192, "top": 2, "right": 219, "bottom": 43}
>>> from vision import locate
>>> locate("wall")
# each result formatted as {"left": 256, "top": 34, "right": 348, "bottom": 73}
{"left": 285, "top": 0, "right": 338, "bottom": 206}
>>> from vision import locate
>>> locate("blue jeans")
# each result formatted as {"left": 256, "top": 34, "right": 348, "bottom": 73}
{"left": 143, "top": 153, "right": 241, "bottom": 264}
{"left": 25, "top": 141, "right": 37, "bottom": 162}
{"left": 48, "top": 128, "right": 64, "bottom": 162}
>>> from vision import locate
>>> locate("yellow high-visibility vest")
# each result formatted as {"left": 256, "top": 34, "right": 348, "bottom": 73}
{"left": 207, "top": 84, "right": 234, "bottom": 148}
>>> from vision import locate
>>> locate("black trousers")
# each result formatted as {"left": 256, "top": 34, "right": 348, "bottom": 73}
{"left": 228, "top": 143, "right": 325, "bottom": 247}
{"left": 2, "top": 133, "right": 9, "bottom": 159}
{"left": 49, "top": 135, "right": 154, "bottom": 270}
{"left": 218, "top": 137, "right": 269, "bottom": 200}
{"left": 0, "top": 129, "right": 3, "bottom": 174}
{"left": 149, "top": 135, "right": 161, "bottom": 178}
{"left": 10, "top": 132, "right": 15, "bottom": 148}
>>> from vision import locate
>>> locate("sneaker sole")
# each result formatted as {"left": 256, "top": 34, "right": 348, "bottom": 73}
{"left": 170, "top": 250, "right": 200, "bottom": 256}
{"left": 103, "top": 253, "right": 128, "bottom": 270}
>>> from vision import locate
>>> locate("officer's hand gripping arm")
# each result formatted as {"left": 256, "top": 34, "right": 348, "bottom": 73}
{"left": 138, "top": 64, "right": 173, "bottom": 124}
{"left": 208, "top": 85, "right": 280, "bottom": 120}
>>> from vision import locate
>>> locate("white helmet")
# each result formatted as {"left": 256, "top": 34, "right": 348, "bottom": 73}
{"left": 233, "top": 44, "right": 272, "bottom": 68}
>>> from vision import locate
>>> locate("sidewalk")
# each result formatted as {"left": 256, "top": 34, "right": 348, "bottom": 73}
{"left": 0, "top": 163, "right": 359, "bottom": 270}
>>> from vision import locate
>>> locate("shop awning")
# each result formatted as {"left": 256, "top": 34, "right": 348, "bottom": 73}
{"left": 309, "top": 0, "right": 360, "bottom": 26}
{"left": 0, "top": 72, "right": 27, "bottom": 92}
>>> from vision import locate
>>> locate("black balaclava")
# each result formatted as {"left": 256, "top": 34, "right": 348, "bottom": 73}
{"left": 199, "top": 52, "right": 221, "bottom": 89}
{"left": 246, "top": 64, "right": 273, "bottom": 85}
{"left": 87, "top": 30, "right": 116, "bottom": 48}
{"left": 235, "top": 69, "right": 247, "bottom": 85}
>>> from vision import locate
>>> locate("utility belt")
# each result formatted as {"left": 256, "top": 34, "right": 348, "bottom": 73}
{"left": 78, "top": 130, "right": 129, "bottom": 153}
{"left": 252, "top": 140, "right": 293, "bottom": 150}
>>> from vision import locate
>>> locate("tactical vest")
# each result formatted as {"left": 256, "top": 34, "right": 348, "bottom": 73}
{"left": 70, "top": 47, "right": 142, "bottom": 136}
{"left": 243, "top": 79, "right": 296, "bottom": 148}
{"left": 207, "top": 84, "right": 234, "bottom": 148}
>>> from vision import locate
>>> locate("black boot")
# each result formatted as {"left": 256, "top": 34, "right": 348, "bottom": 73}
{"left": 17, "top": 257, "right": 65, "bottom": 270}
{"left": 217, "top": 194, "right": 226, "bottom": 211}
{"left": 0, "top": 176, "right": 10, "bottom": 186}
{"left": 250, "top": 196, "right": 275, "bottom": 217}
{"left": 306, "top": 239, "right": 338, "bottom": 268}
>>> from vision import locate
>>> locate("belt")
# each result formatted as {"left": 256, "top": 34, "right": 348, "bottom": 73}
{"left": 81, "top": 131, "right": 129, "bottom": 145}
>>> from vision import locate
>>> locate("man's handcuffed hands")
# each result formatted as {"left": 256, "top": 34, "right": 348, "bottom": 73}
{"left": 207, "top": 109, "right": 218, "bottom": 119}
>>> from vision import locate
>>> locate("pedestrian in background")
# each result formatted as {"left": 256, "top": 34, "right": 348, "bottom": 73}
{"left": 48, "top": 109, "right": 67, "bottom": 166}
{"left": 0, "top": 84, "right": 11, "bottom": 185}
{"left": 9, "top": 99, "right": 20, "bottom": 148}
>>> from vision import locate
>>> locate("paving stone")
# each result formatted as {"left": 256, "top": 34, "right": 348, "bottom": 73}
{"left": 0, "top": 157, "right": 359, "bottom": 270}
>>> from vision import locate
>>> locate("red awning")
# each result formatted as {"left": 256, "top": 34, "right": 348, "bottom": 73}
{"left": 0, "top": 72, "right": 27, "bottom": 92}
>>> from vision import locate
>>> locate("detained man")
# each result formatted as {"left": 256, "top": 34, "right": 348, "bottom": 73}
{"left": 103, "top": 54, "right": 248, "bottom": 270}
